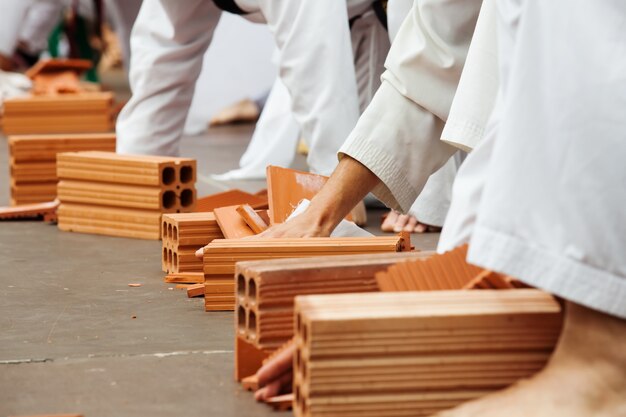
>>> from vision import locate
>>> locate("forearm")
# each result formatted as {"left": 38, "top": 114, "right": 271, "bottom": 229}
{"left": 306, "top": 156, "right": 380, "bottom": 235}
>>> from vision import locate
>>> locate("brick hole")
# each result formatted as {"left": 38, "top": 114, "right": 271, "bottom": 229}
{"left": 237, "top": 306, "right": 246, "bottom": 335}
{"left": 248, "top": 278, "right": 257, "bottom": 306}
{"left": 162, "top": 191, "right": 176, "bottom": 209}
{"left": 180, "top": 165, "right": 193, "bottom": 184}
{"left": 302, "top": 322, "right": 308, "bottom": 345}
{"left": 248, "top": 310, "right": 257, "bottom": 340}
{"left": 162, "top": 167, "right": 175, "bottom": 185}
{"left": 180, "top": 189, "right": 194, "bottom": 207}
{"left": 237, "top": 274, "right": 246, "bottom": 302}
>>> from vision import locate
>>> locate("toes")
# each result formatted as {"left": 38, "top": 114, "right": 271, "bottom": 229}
{"left": 381, "top": 210, "right": 399, "bottom": 232}
{"left": 404, "top": 216, "right": 418, "bottom": 232}
{"left": 393, "top": 214, "right": 410, "bottom": 233}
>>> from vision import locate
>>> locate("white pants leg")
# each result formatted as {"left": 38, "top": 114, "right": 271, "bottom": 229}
{"left": 448, "top": 0, "right": 626, "bottom": 318}
{"left": 116, "top": 0, "right": 222, "bottom": 156}
{"left": 254, "top": 0, "right": 362, "bottom": 175}
{"left": 220, "top": 1, "right": 388, "bottom": 180}
{"left": 350, "top": 9, "right": 390, "bottom": 113}
{"left": 17, "top": 0, "right": 63, "bottom": 55}
{"left": 0, "top": 0, "right": 33, "bottom": 56}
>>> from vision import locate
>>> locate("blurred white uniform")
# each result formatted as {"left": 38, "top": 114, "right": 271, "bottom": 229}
{"left": 0, "top": 0, "right": 141, "bottom": 68}
{"left": 218, "top": 2, "right": 390, "bottom": 180}
{"left": 443, "top": 0, "right": 626, "bottom": 319}
{"left": 117, "top": 0, "right": 389, "bottom": 176}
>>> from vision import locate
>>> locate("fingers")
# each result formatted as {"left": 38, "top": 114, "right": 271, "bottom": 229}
{"left": 415, "top": 222, "right": 428, "bottom": 233}
{"left": 257, "top": 344, "right": 296, "bottom": 387}
{"left": 254, "top": 370, "right": 293, "bottom": 401}
{"left": 195, "top": 247, "right": 204, "bottom": 259}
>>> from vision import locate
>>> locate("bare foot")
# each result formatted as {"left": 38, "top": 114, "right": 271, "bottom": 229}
{"left": 381, "top": 210, "right": 442, "bottom": 233}
{"left": 209, "top": 98, "right": 260, "bottom": 127}
{"left": 433, "top": 302, "right": 626, "bottom": 417}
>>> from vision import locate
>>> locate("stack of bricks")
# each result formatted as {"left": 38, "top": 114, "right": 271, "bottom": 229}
{"left": 2, "top": 92, "right": 114, "bottom": 135}
{"left": 161, "top": 212, "right": 224, "bottom": 278}
{"left": 56, "top": 151, "right": 196, "bottom": 240}
{"left": 235, "top": 252, "right": 431, "bottom": 355}
{"left": 203, "top": 234, "right": 411, "bottom": 312}
{"left": 233, "top": 252, "right": 432, "bottom": 381}
{"left": 7, "top": 133, "right": 116, "bottom": 205}
{"left": 292, "top": 290, "right": 563, "bottom": 417}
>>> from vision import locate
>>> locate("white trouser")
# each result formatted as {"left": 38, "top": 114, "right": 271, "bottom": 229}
{"left": 17, "top": 0, "right": 63, "bottom": 55}
{"left": 0, "top": 0, "right": 32, "bottom": 56}
{"left": 444, "top": 0, "right": 626, "bottom": 318}
{"left": 214, "top": 77, "right": 299, "bottom": 180}
{"left": 216, "top": 5, "right": 389, "bottom": 180}
{"left": 117, "top": 0, "right": 373, "bottom": 176}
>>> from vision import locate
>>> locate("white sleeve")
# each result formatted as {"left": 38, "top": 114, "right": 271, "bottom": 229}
{"left": 339, "top": 0, "right": 481, "bottom": 212}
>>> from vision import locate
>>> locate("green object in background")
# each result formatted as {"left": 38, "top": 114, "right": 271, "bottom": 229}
{"left": 47, "top": 14, "right": 101, "bottom": 82}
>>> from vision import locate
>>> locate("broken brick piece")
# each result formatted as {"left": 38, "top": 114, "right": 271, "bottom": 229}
{"left": 0, "top": 200, "right": 59, "bottom": 221}
{"left": 265, "top": 393, "right": 294, "bottom": 411}
{"left": 164, "top": 272, "right": 204, "bottom": 284}
{"left": 236, "top": 204, "right": 269, "bottom": 234}
{"left": 187, "top": 283, "right": 205, "bottom": 298}
{"left": 241, "top": 374, "right": 259, "bottom": 391}
{"left": 214, "top": 205, "right": 255, "bottom": 239}
{"left": 194, "top": 189, "right": 268, "bottom": 213}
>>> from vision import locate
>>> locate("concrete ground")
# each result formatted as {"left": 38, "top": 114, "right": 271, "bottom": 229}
{"left": 0, "top": 117, "right": 439, "bottom": 416}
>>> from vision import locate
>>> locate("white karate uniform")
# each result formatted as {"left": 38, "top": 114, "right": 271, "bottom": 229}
{"left": 339, "top": 0, "right": 482, "bottom": 213}
{"left": 117, "top": 0, "right": 383, "bottom": 176}
{"left": 216, "top": 4, "right": 390, "bottom": 180}
{"left": 411, "top": 0, "right": 498, "bottom": 228}
{"left": 214, "top": 77, "right": 299, "bottom": 180}
{"left": 443, "top": 0, "right": 626, "bottom": 318}
{"left": 0, "top": 1, "right": 33, "bottom": 56}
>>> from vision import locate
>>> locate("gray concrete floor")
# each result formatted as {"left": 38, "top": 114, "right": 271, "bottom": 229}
{"left": 0, "top": 114, "right": 439, "bottom": 416}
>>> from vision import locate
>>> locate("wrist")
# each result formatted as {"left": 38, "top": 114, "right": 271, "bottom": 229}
{"left": 306, "top": 198, "right": 343, "bottom": 236}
